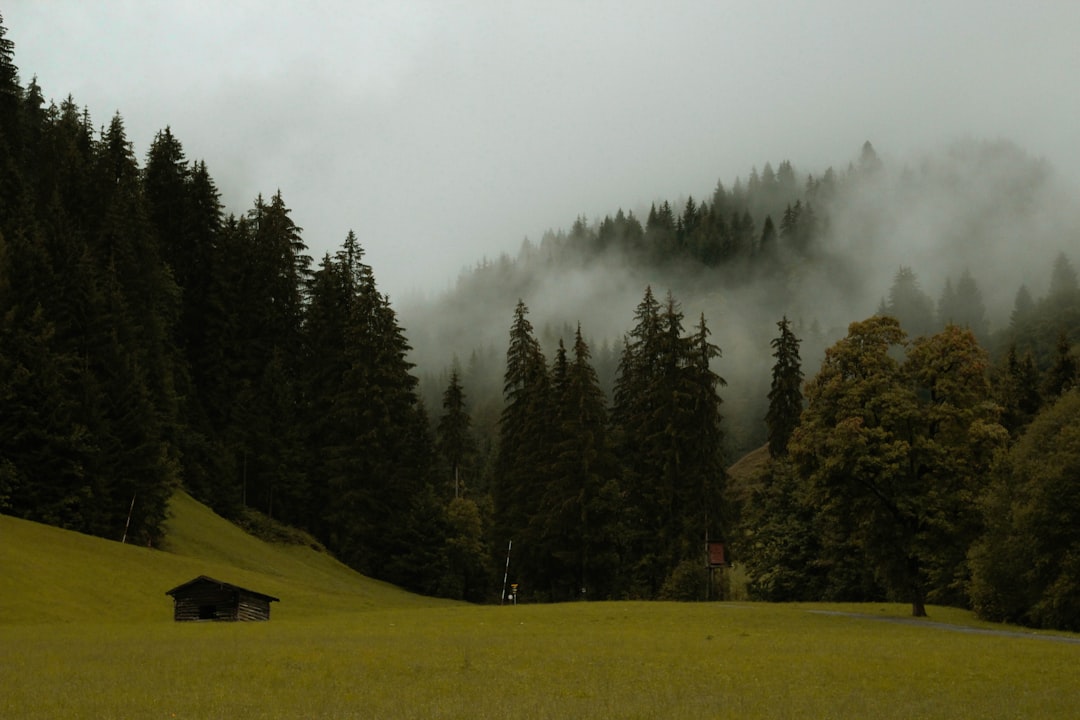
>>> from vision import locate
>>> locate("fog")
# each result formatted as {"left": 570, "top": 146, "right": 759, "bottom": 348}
{"left": 5, "top": 3, "right": 1079, "bottom": 450}
{"left": 402, "top": 138, "right": 1078, "bottom": 351}
{"left": 400, "top": 138, "right": 1079, "bottom": 452}
{"left": 6, "top": 2, "right": 1080, "bottom": 304}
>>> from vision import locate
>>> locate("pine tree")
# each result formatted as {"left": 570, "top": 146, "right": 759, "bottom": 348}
{"left": 144, "top": 127, "right": 190, "bottom": 275}
{"left": 301, "top": 250, "right": 352, "bottom": 532}
{"left": 757, "top": 215, "right": 777, "bottom": 261}
{"left": 938, "top": 269, "right": 989, "bottom": 340}
{"left": 680, "top": 312, "right": 727, "bottom": 560}
{"left": 858, "top": 140, "right": 883, "bottom": 175}
{"left": 1049, "top": 252, "right": 1079, "bottom": 299}
{"left": 611, "top": 289, "right": 726, "bottom": 596}
{"left": 1009, "top": 284, "right": 1035, "bottom": 332}
{"left": 996, "top": 344, "right": 1042, "bottom": 436}
{"left": 227, "top": 192, "right": 312, "bottom": 524}
{"left": 537, "top": 326, "right": 621, "bottom": 599}
{"left": 779, "top": 203, "right": 799, "bottom": 252}
{"left": 0, "top": 227, "right": 98, "bottom": 530}
{"left": 1042, "top": 330, "right": 1077, "bottom": 400}
{"left": 645, "top": 201, "right": 677, "bottom": 262}
{"left": 611, "top": 287, "right": 665, "bottom": 595}
{"left": 765, "top": 316, "right": 803, "bottom": 458}
{"left": 937, "top": 277, "right": 956, "bottom": 329}
{"left": 492, "top": 299, "right": 550, "bottom": 593}
{"left": 882, "top": 266, "right": 935, "bottom": 337}
{"left": 143, "top": 129, "right": 232, "bottom": 510}
{"left": 40, "top": 111, "right": 184, "bottom": 541}
{"left": 0, "top": 13, "right": 20, "bottom": 164}
{"left": 315, "top": 232, "right": 430, "bottom": 582}
{"left": 436, "top": 366, "right": 478, "bottom": 500}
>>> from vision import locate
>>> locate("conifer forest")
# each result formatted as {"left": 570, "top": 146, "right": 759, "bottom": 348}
{"left": 2, "top": 15, "right": 1079, "bottom": 629}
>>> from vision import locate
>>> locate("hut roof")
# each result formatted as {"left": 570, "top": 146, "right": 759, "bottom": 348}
{"left": 165, "top": 575, "right": 280, "bottom": 603}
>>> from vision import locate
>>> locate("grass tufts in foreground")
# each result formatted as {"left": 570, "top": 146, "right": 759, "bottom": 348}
{"left": 2, "top": 602, "right": 1079, "bottom": 719}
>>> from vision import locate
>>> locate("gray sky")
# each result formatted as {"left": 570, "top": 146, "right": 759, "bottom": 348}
{"left": 6, "top": 1, "right": 1080, "bottom": 300}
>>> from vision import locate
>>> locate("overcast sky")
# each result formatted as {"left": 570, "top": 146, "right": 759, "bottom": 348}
{"left": 6, "top": 1, "right": 1079, "bottom": 300}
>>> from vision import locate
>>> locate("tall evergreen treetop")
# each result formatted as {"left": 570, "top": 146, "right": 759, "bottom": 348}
{"left": 883, "top": 266, "right": 935, "bottom": 338}
{"left": 437, "top": 366, "right": 477, "bottom": 499}
{"left": 1049, "top": 252, "right": 1078, "bottom": 299}
{"left": 1043, "top": 330, "right": 1078, "bottom": 400}
{"left": 0, "top": 13, "right": 20, "bottom": 144}
{"left": 766, "top": 316, "right": 803, "bottom": 458}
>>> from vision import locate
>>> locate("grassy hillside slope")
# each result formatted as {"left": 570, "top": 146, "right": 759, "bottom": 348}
{"left": 0, "top": 490, "right": 448, "bottom": 625}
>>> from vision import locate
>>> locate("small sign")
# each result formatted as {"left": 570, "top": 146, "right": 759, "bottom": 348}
{"left": 707, "top": 542, "right": 726, "bottom": 567}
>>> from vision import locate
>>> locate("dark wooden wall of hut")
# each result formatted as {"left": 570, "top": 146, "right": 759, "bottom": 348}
{"left": 172, "top": 584, "right": 239, "bottom": 621}
{"left": 235, "top": 592, "right": 273, "bottom": 621}
{"left": 171, "top": 587, "right": 273, "bottom": 621}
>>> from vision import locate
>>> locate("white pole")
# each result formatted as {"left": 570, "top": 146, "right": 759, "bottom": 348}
{"left": 501, "top": 540, "right": 512, "bottom": 605}
{"left": 121, "top": 493, "right": 136, "bottom": 544}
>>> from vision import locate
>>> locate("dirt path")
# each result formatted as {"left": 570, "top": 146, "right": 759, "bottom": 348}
{"left": 807, "top": 609, "right": 1080, "bottom": 645}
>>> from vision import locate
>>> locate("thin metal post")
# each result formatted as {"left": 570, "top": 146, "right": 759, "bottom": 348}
{"left": 501, "top": 540, "right": 512, "bottom": 605}
{"left": 121, "top": 493, "right": 136, "bottom": 544}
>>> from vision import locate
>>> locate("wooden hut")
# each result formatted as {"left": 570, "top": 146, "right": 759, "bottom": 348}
{"left": 166, "top": 576, "right": 279, "bottom": 622}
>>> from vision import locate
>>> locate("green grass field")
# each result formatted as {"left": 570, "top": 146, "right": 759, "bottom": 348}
{"left": 2, "top": 492, "right": 1078, "bottom": 719}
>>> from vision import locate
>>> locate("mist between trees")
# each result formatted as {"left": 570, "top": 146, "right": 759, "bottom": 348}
{"left": 2, "top": 16, "right": 1079, "bottom": 625}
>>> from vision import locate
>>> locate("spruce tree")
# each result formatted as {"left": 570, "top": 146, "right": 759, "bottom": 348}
{"left": 436, "top": 366, "right": 478, "bottom": 500}
{"left": 143, "top": 129, "right": 233, "bottom": 509}
{"left": 765, "top": 316, "right": 803, "bottom": 458}
{"left": 0, "top": 12, "right": 20, "bottom": 167}
{"left": 227, "top": 192, "right": 312, "bottom": 523}
{"left": 492, "top": 299, "right": 550, "bottom": 594}
{"left": 0, "top": 228, "right": 97, "bottom": 530}
{"left": 996, "top": 344, "right": 1042, "bottom": 436}
{"left": 757, "top": 215, "right": 777, "bottom": 260}
{"left": 1049, "top": 252, "right": 1079, "bottom": 299}
{"left": 680, "top": 312, "right": 727, "bottom": 560}
{"left": 611, "top": 287, "right": 665, "bottom": 595}
{"left": 612, "top": 288, "right": 726, "bottom": 596}
{"left": 538, "top": 326, "right": 621, "bottom": 599}
{"left": 938, "top": 269, "right": 989, "bottom": 340}
{"left": 1042, "top": 330, "right": 1077, "bottom": 400}
{"left": 882, "top": 266, "right": 936, "bottom": 337}
{"left": 315, "top": 232, "right": 430, "bottom": 582}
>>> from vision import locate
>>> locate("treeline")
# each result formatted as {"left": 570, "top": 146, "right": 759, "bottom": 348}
{"left": 741, "top": 259, "right": 1080, "bottom": 629}
{"left": 483, "top": 290, "right": 727, "bottom": 601}
{"left": 0, "top": 19, "right": 729, "bottom": 602}
{"left": 0, "top": 20, "right": 435, "bottom": 591}
{"left": 449, "top": 153, "right": 841, "bottom": 311}
{"left": 415, "top": 148, "right": 851, "bottom": 463}
{"left": 538, "top": 158, "right": 826, "bottom": 273}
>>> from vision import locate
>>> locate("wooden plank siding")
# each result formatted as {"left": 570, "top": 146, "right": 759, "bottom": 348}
{"left": 166, "top": 576, "right": 279, "bottom": 622}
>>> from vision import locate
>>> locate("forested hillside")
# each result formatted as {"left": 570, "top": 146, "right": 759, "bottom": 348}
{"left": 403, "top": 139, "right": 1078, "bottom": 460}
{"left": 2, "top": 15, "right": 1079, "bottom": 626}
{"left": 0, "top": 18, "right": 442, "bottom": 596}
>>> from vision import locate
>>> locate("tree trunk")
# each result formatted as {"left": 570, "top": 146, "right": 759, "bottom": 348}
{"left": 909, "top": 556, "right": 927, "bottom": 617}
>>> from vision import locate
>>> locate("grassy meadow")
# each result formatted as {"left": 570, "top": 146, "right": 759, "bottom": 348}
{"left": 2, "top": 493, "right": 1078, "bottom": 719}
